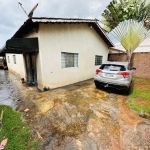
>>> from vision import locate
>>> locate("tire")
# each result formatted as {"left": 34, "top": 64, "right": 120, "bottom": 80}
{"left": 124, "top": 82, "right": 132, "bottom": 95}
{"left": 95, "top": 84, "right": 100, "bottom": 89}
{"left": 125, "top": 87, "right": 130, "bottom": 95}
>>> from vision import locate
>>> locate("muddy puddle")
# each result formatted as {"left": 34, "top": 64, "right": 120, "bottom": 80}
{"left": 0, "top": 70, "right": 25, "bottom": 109}
{"left": 0, "top": 70, "right": 150, "bottom": 150}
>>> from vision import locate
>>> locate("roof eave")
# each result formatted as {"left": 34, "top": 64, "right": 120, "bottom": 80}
{"left": 94, "top": 21, "right": 114, "bottom": 47}
{"left": 12, "top": 17, "right": 114, "bottom": 47}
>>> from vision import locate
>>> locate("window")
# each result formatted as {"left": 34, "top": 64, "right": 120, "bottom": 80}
{"left": 61, "top": 52, "right": 78, "bottom": 68}
{"left": 95, "top": 55, "right": 103, "bottom": 65}
{"left": 13, "top": 55, "right": 16, "bottom": 64}
{"left": 100, "top": 64, "right": 126, "bottom": 71}
{"left": 7, "top": 56, "right": 10, "bottom": 63}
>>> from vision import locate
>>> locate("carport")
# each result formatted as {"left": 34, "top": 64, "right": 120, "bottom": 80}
{"left": 0, "top": 37, "right": 39, "bottom": 54}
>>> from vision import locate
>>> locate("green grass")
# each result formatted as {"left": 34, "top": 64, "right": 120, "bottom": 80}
{"left": 132, "top": 77, "right": 147, "bottom": 83}
{"left": 0, "top": 105, "right": 39, "bottom": 150}
{"left": 129, "top": 86, "right": 150, "bottom": 100}
{"left": 126, "top": 99, "right": 150, "bottom": 113}
{"left": 126, "top": 77, "right": 150, "bottom": 113}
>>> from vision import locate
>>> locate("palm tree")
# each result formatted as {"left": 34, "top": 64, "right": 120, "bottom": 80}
{"left": 111, "top": 19, "right": 150, "bottom": 67}
{"left": 101, "top": 0, "right": 150, "bottom": 68}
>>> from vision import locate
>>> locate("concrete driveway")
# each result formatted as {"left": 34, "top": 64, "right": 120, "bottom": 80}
{"left": 0, "top": 70, "right": 149, "bottom": 150}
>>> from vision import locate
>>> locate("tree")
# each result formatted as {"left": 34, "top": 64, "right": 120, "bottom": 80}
{"left": 111, "top": 19, "right": 150, "bottom": 66}
{"left": 101, "top": 0, "right": 150, "bottom": 68}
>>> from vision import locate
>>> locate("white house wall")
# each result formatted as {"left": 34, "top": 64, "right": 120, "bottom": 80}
{"left": 38, "top": 23, "right": 109, "bottom": 89}
{"left": 6, "top": 53, "right": 26, "bottom": 78}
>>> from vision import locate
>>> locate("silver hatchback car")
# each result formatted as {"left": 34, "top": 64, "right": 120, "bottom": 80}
{"left": 94, "top": 61, "right": 136, "bottom": 94}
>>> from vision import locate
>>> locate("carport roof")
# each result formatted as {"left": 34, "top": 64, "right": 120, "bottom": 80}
{"left": 12, "top": 17, "right": 114, "bottom": 47}
{"left": 0, "top": 38, "right": 39, "bottom": 55}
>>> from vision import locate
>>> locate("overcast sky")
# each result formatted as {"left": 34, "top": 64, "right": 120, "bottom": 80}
{"left": 0, "top": 0, "right": 117, "bottom": 48}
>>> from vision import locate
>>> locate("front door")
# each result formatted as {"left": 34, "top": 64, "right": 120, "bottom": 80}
{"left": 25, "top": 52, "right": 37, "bottom": 85}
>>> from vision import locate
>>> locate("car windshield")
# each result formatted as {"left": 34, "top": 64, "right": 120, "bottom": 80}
{"left": 100, "top": 64, "right": 126, "bottom": 71}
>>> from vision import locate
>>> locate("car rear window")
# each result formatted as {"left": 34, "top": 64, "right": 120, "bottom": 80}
{"left": 100, "top": 64, "right": 126, "bottom": 71}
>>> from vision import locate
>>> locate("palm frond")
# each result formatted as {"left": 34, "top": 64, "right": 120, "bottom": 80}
{"left": 111, "top": 19, "right": 150, "bottom": 52}
{"left": 100, "top": 0, "right": 150, "bottom": 32}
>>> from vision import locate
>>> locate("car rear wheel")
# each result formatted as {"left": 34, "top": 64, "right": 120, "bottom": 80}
{"left": 95, "top": 84, "right": 100, "bottom": 89}
{"left": 125, "top": 87, "right": 130, "bottom": 95}
{"left": 124, "top": 81, "right": 132, "bottom": 95}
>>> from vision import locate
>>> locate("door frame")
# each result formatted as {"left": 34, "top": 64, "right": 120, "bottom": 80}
{"left": 24, "top": 52, "right": 37, "bottom": 85}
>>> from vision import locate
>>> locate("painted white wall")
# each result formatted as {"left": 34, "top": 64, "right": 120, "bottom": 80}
{"left": 38, "top": 23, "right": 109, "bottom": 89}
{"left": 5, "top": 53, "right": 26, "bottom": 78}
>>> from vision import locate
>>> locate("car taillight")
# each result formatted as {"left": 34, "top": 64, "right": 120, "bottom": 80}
{"left": 96, "top": 69, "right": 102, "bottom": 74}
{"left": 117, "top": 72, "right": 130, "bottom": 78}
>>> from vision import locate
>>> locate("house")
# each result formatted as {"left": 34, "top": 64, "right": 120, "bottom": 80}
{"left": 109, "top": 47, "right": 125, "bottom": 54}
{"left": 0, "top": 17, "right": 114, "bottom": 90}
{"left": 111, "top": 37, "right": 150, "bottom": 53}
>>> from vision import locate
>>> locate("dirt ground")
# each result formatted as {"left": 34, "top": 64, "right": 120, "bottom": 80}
{"left": 1, "top": 70, "right": 150, "bottom": 150}
{"left": 16, "top": 81, "right": 150, "bottom": 150}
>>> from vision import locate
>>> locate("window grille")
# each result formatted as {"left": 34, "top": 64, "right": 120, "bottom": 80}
{"left": 61, "top": 52, "right": 78, "bottom": 68}
{"left": 95, "top": 55, "right": 103, "bottom": 65}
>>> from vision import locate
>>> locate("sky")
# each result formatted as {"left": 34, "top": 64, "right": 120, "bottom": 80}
{"left": 0, "top": 0, "right": 117, "bottom": 48}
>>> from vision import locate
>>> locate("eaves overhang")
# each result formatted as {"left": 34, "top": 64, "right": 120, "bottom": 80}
{"left": 12, "top": 17, "right": 114, "bottom": 47}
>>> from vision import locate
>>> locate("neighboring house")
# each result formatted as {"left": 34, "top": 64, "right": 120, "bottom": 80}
{"left": 111, "top": 38, "right": 150, "bottom": 53}
{"left": 0, "top": 17, "right": 114, "bottom": 90}
{"left": 109, "top": 47, "right": 125, "bottom": 54}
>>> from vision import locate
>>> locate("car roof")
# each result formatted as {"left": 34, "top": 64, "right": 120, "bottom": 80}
{"left": 103, "top": 61, "right": 129, "bottom": 67}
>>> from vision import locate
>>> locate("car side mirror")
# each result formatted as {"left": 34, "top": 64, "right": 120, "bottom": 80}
{"left": 131, "top": 67, "right": 136, "bottom": 70}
